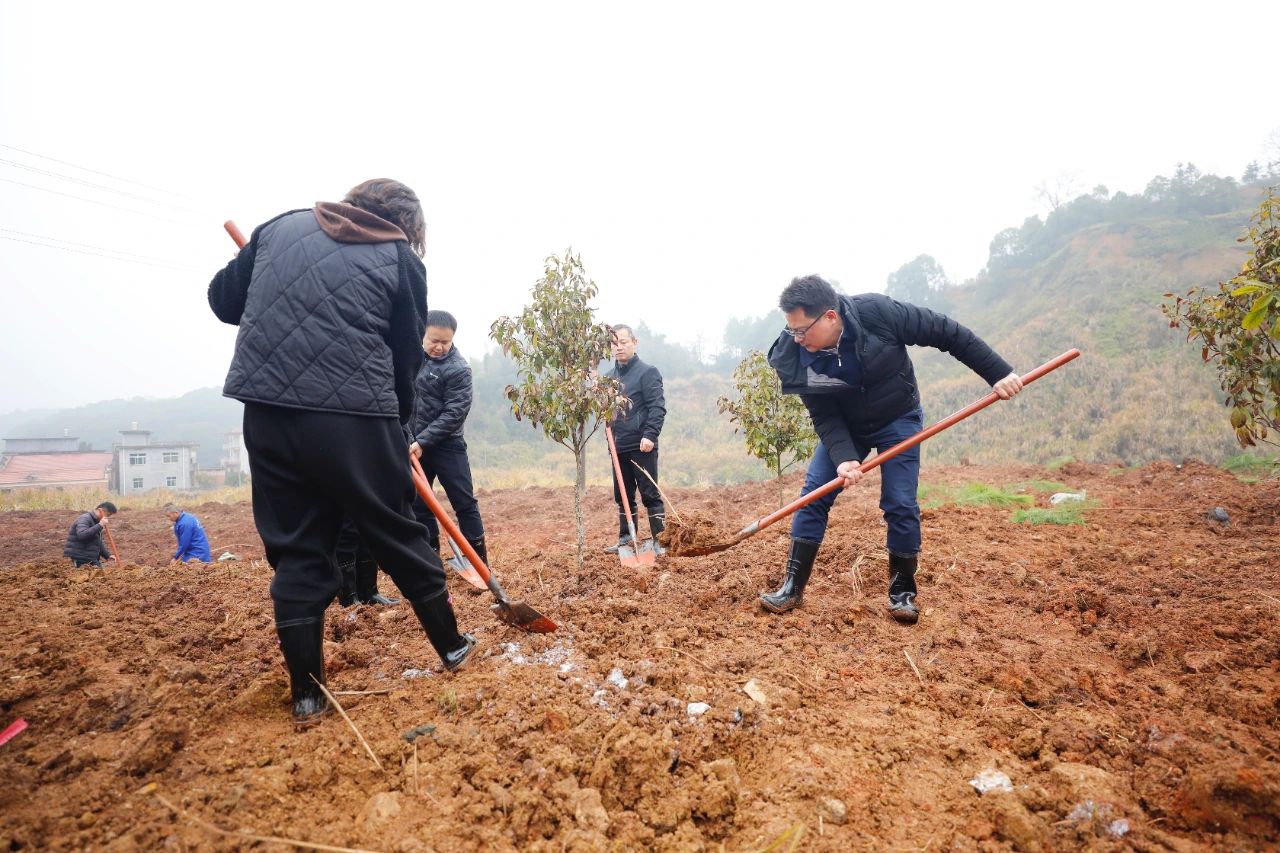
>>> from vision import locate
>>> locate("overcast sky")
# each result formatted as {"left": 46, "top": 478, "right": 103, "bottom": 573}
{"left": 2, "top": 1, "right": 1277, "bottom": 412}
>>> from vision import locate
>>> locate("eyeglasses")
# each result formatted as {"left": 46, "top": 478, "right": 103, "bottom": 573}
{"left": 783, "top": 311, "right": 829, "bottom": 339}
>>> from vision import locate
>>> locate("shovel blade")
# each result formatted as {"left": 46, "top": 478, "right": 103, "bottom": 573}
{"left": 446, "top": 552, "right": 487, "bottom": 590}
{"left": 492, "top": 601, "right": 558, "bottom": 633}
{"left": 617, "top": 541, "right": 656, "bottom": 568}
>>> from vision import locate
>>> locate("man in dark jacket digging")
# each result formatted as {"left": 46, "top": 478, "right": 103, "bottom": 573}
{"left": 410, "top": 310, "right": 488, "bottom": 571}
{"left": 208, "top": 179, "right": 477, "bottom": 728}
{"left": 765, "top": 275, "right": 1023, "bottom": 624}
{"left": 604, "top": 324, "right": 668, "bottom": 555}
{"left": 63, "top": 501, "right": 118, "bottom": 568}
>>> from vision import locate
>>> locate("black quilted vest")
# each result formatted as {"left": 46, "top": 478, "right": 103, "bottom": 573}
{"left": 223, "top": 211, "right": 402, "bottom": 416}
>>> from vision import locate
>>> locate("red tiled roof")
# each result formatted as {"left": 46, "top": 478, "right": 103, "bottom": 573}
{"left": 0, "top": 453, "right": 112, "bottom": 488}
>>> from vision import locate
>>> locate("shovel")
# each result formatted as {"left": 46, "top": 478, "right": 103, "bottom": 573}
{"left": 603, "top": 424, "right": 657, "bottom": 567}
{"left": 410, "top": 456, "right": 557, "bottom": 633}
{"left": 678, "top": 348, "right": 1082, "bottom": 556}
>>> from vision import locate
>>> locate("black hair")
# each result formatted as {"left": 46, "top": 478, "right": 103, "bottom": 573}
{"left": 343, "top": 179, "right": 426, "bottom": 257}
{"left": 426, "top": 310, "right": 457, "bottom": 332}
{"left": 778, "top": 275, "right": 838, "bottom": 318}
{"left": 97, "top": 501, "right": 118, "bottom": 514}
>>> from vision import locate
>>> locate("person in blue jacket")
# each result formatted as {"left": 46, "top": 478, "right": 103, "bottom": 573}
{"left": 165, "top": 503, "right": 212, "bottom": 563}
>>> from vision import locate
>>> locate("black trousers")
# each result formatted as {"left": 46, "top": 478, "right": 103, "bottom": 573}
{"left": 243, "top": 403, "right": 448, "bottom": 619}
{"left": 411, "top": 436, "right": 485, "bottom": 546}
{"left": 611, "top": 446, "right": 664, "bottom": 537}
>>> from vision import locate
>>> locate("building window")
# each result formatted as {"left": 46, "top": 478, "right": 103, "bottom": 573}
{"left": 166, "top": 476, "right": 177, "bottom": 487}
{"left": 129, "top": 453, "right": 147, "bottom": 465}
{"left": 132, "top": 478, "right": 144, "bottom": 489}
{"left": 163, "top": 451, "right": 180, "bottom": 464}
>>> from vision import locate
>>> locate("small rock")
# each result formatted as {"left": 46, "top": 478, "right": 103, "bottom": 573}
{"left": 1049, "top": 492, "right": 1086, "bottom": 505}
{"left": 359, "top": 792, "right": 402, "bottom": 825}
{"left": 1206, "top": 507, "right": 1230, "bottom": 524}
{"left": 606, "top": 668, "right": 628, "bottom": 690}
{"left": 818, "top": 797, "right": 848, "bottom": 825}
{"left": 571, "top": 788, "right": 610, "bottom": 833}
{"left": 217, "top": 551, "right": 239, "bottom": 562}
{"left": 970, "top": 768, "right": 1013, "bottom": 794}
{"left": 687, "top": 702, "right": 710, "bottom": 716}
{"left": 77, "top": 812, "right": 96, "bottom": 829}
{"left": 742, "top": 679, "right": 768, "bottom": 705}
{"left": 685, "top": 684, "right": 708, "bottom": 702}
{"left": 402, "top": 723, "right": 436, "bottom": 743}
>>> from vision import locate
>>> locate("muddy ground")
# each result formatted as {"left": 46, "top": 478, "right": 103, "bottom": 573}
{"left": 1, "top": 460, "right": 1277, "bottom": 852}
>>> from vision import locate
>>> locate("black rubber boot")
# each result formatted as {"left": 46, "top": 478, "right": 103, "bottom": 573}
{"left": 336, "top": 560, "right": 358, "bottom": 606}
{"left": 648, "top": 510, "right": 667, "bottom": 556}
{"left": 760, "top": 539, "right": 820, "bottom": 614}
{"left": 356, "top": 551, "right": 400, "bottom": 606}
{"left": 410, "top": 592, "right": 477, "bottom": 671}
{"left": 275, "top": 616, "right": 330, "bottom": 727}
{"left": 603, "top": 533, "right": 634, "bottom": 555}
{"left": 887, "top": 551, "right": 920, "bottom": 624}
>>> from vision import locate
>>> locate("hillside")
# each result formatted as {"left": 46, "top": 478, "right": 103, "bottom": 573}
{"left": 3, "top": 167, "right": 1273, "bottom": 483}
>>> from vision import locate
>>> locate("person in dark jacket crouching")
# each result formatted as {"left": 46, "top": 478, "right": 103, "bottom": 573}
{"left": 604, "top": 324, "right": 667, "bottom": 555}
{"left": 765, "top": 275, "right": 1023, "bottom": 625}
{"left": 63, "top": 501, "right": 118, "bottom": 567}
{"left": 208, "top": 179, "right": 476, "bottom": 727}
{"left": 409, "top": 310, "right": 488, "bottom": 571}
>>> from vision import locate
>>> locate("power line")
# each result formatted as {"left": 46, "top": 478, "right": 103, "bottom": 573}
{"left": 0, "top": 176, "right": 199, "bottom": 226}
{"left": 0, "top": 227, "right": 197, "bottom": 265}
{"left": 0, "top": 232, "right": 203, "bottom": 272}
{"left": 0, "top": 157, "right": 201, "bottom": 214}
{"left": 0, "top": 142, "right": 194, "bottom": 199}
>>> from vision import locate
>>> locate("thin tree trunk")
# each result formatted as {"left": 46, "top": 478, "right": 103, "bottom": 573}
{"left": 574, "top": 444, "right": 587, "bottom": 572}
{"left": 776, "top": 452, "right": 784, "bottom": 507}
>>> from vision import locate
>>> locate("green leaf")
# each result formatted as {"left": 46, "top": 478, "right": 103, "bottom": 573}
{"left": 1242, "top": 293, "right": 1275, "bottom": 330}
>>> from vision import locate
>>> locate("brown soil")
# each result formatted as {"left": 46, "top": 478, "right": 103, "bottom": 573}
{"left": 659, "top": 511, "right": 743, "bottom": 556}
{"left": 1, "top": 461, "right": 1278, "bottom": 851}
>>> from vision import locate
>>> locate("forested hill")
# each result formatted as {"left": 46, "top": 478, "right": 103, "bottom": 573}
{"left": 903, "top": 166, "right": 1263, "bottom": 466}
{"left": 4, "top": 165, "right": 1272, "bottom": 483}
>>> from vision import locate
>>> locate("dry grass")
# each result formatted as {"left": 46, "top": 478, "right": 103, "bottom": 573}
{"left": 0, "top": 485, "right": 251, "bottom": 512}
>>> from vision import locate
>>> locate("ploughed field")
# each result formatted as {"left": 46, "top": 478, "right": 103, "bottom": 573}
{"left": 1, "top": 461, "right": 1277, "bottom": 851}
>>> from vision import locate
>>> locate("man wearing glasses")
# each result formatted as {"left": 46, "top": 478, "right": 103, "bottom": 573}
{"left": 764, "top": 275, "right": 1023, "bottom": 624}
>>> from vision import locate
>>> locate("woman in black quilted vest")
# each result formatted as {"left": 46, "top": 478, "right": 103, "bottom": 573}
{"left": 208, "top": 179, "right": 476, "bottom": 727}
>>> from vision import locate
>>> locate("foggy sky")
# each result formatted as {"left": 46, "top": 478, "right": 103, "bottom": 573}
{"left": 2, "top": 0, "right": 1277, "bottom": 412}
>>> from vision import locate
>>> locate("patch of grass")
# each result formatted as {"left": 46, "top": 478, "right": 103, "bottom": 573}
{"left": 1221, "top": 452, "right": 1278, "bottom": 480}
{"left": 1007, "top": 480, "right": 1069, "bottom": 494}
{"left": 437, "top": 689, "right": 458, "bottom": 716}
{"left": 1011, "top": 500, "right": 1092, "bottom": 525}
{"left": 1045, "top": 455, "right": 1076, "bottom": 470}
{"left": 952, "top": 483, "right": 1034, "bottom": 508}
{"left": 917, "top": 483, "right": 951, "bottom": 509}
{"left": 918, "top": 482, "right": 1033, "bottom": 509}
{"left": 1107, "top": 467, "right": 1127, "bottom": 477}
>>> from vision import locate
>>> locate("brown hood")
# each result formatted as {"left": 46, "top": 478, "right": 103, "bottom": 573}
{"left": 313, "top": 201, "right": 406, "bottom": 245}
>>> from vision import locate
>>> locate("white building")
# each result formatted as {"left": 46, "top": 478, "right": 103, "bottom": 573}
{"left": 222, "top": 429, "right": 250, "bottom": 483}
{"left": 111, "top": 424, "right": 198, "bottom": 495}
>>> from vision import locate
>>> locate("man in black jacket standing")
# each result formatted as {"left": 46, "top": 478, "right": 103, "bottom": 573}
{"left": 410, "top": 310, "right": 487, "bottom": 569}
{"left": 63, "top": 501, "right": 117, "bottom": 568}
{"left": 604, "top": 324, "right": 667, "bottom": 555}
{"left": 764, "top": 275, "right": 1023, "bottom": 624}
{"left": 208, "top": 179, "right": 476, "bottom": 727}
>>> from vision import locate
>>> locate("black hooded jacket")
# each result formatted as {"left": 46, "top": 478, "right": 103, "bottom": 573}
{"left": 768, "top": 293, "right": 1011, "bottom": 467}
{"left": 410, "top": 346, "right": 472, "bottom": 448}
{"left": 607, "top": 356, "right": 666, "bottom": 452}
